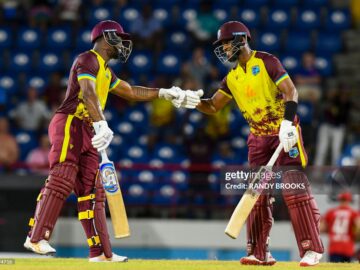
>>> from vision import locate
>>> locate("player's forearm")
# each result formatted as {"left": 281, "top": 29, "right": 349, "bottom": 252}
{"left": 284, "top": 86, "right": 298, "bottom": 103}
{"left": 128, "top": 86, "right": 160, "bottom": 101}
{"left": 196, "top": 99, "right": 218, "bottom": 115}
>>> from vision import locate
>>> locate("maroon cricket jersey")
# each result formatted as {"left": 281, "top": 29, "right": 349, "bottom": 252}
{"left": 57, "top": 50, "right": 121, "bottom": 120}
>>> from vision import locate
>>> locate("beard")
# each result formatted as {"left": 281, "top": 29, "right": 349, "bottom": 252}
{"left": 106, "top": 47, "right": 119, "bottom": 60}
{"left": 228, "top": 46, "right": 246, "bottom": 63}
{"left": 228, "top": 53, "right": 239, "bottom": 63}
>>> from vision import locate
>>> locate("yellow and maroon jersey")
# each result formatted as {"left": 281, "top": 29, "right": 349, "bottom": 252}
{"left": 219, "top": 51, "right": 289, "bottom": 136}
{"left": 57, "top": 50, "right": 121, "bottom": 120}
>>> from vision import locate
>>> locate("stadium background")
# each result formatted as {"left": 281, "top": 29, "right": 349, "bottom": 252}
{"left": 0, "top": 0, "right": 359, "bottom": 262}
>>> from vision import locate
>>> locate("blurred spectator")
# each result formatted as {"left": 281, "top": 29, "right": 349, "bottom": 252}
{"left": 44, "top": 72, "right": 66, "bottom": 111}
{"left": 216, "top": 141, "right": 235, "bottom": 162}
{"left": 178, "top": 75, "right": 201, "bottom": 93}
{"left": 56, "top": 0, "right": 82, "bottom": 26}
{"left": 351, "top": 0, "right": 360, "bottom": 28}
{"left": 187, "top": 0, "right": 220, "bottom": 43}
{"left": 205, "top": 104, "right": 231, "bottom": 141}
{"left": 147, "top": 76, "right": 178, "bottom": 151}
{"left": 181, "top": 47, "right": 218, "bottom": 89}
{"left": 148, "top": 99, "right": 177, "bottom": 150}
{"left": 295, "top": 52, "right": 322, "bottom": 103}
{"left": 314, "top": 88, "right": 351, "bottom": 166}
{"left": 0, "top": 117, "right": 19, "bottom": 168}
{"left": 185, "top": 128, "right": 214, "bottom": 218}
{"left": 1, "top": 0, "right": 22, "bottom": 22}
{"left": 26, "top": 133, "right": 50, "bottom": 175}
{"left": 320, "top": 192, "right": 360, "bottom": 262}
{"left": 10, "top": 87, "right": 51, "bottom": 132}
{"left": 130, "top": 4, "right": 162, "bottom": 50}
{"left": 28, "top": 0, "right": 53, "bottom": 30}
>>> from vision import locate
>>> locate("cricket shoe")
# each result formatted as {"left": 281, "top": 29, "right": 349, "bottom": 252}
{"left": 240, "top": 252, "right": 276, "bottom": 266}
{"left": 299, "top": 251, "right": 322, "bottom": 267}
{"left": 24, "top": 236, "right": 56, "bottom": 255}
{"left": 89, "top": 253, "right": 128, "bottom": 262}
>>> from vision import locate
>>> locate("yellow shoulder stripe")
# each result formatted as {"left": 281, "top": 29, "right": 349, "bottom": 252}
{"left": 275, "top": 73, "right": 289, "bottom": 86}
{"left": 109, "top": 78, "right": 121, "bottom": 91}
{"left": 78, "top": 74, "right": 96, "bottom": 82}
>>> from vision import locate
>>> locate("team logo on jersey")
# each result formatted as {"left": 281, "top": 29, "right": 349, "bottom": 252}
{"left": 252, "top": 65, "right": 260, "bottom": 76}
{"left": 105, "top": 72, "right": 110, "bottom": 79}
{"left": 289, "top": 147, "right": 299, "bottom": 158}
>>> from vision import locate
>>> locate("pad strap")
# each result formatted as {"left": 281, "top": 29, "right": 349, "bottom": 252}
{"left": 78, "top": 194, "right": 95, "bottom": 202}
{"left": 28, "top": 218, "right": 35, "bottom": 227}
{"left": 87, "top": 236, "right": 101, "bottom": 247}
{"left": 78, "top": 210, "right": 94, "bottom": 220}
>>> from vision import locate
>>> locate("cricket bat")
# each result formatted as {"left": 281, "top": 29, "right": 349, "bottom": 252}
{"left": 225, "top": 143, "right": 283, "bottom": 239}
{"left": 99, "top": 149, "right": 130, "bottom": 238}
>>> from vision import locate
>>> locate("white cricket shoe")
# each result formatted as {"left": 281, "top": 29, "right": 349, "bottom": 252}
{"left": 89, "top": 253, "right": 128, "bottom": 262}
{"left": 24, "top": 236, "right": 56, "bottom": 255}
{"left": 300, "top": 251, "right": 322, "bottom": 267}
{"left": 240, "top": 252, "right": 276, "bottom": 266}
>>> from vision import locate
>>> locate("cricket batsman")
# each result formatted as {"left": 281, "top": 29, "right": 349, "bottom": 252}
{"left": 23, "top": 20, "right": 202, "bottom": 262}
{"left": 190, "top": 21, "right": 324, "bottom": 266}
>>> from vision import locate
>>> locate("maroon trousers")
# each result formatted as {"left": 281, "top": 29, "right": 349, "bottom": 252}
{"left": 245, "top": 127, "right": 323, "bottom": 260}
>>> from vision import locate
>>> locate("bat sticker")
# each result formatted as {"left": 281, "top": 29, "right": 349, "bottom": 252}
{"left": 100, "top": 163, "right": 119, "bottom": 193}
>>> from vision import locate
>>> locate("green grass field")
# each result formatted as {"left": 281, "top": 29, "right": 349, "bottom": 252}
{"left": 1, "top": 259, "right": 358, "bottom": 270}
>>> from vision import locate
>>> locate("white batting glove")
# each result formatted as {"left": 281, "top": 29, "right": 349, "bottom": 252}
{"left": 172, "top": 89, "right": 204, "bottom": 109}
{"left": 279, "top": 120, "right": 298, "bottom": 153}
{"left": 158, "top": 86, "right": 183, "bottom": 101}
{"left": 92, "top": 120, "right": 114, "bottom": 152}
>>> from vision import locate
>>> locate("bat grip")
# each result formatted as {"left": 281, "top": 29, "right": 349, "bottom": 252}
{"left": 266, "top": 143, "right": 283, "bottom": 167}
{"left": 100, "top": 150, "right": 110, "bottom": 163}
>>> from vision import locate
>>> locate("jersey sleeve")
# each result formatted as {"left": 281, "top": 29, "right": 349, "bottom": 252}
{"left": 262, "top": 53, "right": 289, "bottom": 86}
{"left": 76, "top": 53, "right": 99, "bottom": 83}
{"left": 218, "top": 76, "right": 233, "bottom": 99}
{"left": 109, "top": 68, "right": 121, "bottom": 91}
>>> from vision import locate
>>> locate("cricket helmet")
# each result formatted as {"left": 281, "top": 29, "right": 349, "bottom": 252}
{"left": 91, "top": 20, "right": 132, "bottom": 62}
{"left": 213, "top": 21, "right": 251, "bottom": 64}
{"left": 213, "top": 21, "right": 251, "bottom": 46}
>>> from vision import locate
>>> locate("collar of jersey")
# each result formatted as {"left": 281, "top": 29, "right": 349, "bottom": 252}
{"left": 90, "top": 49, "right": 107, "bottom": 69}
{"left": 235, "top": 50, "right": 256, "bottom": 73}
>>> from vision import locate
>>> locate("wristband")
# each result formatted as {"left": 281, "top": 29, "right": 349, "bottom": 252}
{"left": 284, "top": 101, "right": 297, "bottom": 122}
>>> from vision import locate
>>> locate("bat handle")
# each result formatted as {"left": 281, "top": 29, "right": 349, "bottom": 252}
{"left": 266, "top": 143, "right": 283, "bottom": 167}
{"left": 100, "top": 150, "right": 110, "bottom": 163}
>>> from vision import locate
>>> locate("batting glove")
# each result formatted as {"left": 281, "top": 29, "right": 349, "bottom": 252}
{"left": 92, "top": 120, "right": 114, "bottom": 152}
{"left": 172, "top": 89, "right": 204, "bottom": 109}
{"left": 279, "top": 120, "right": 298, "bottom": 153}
{"left": 158, "top": 86, "right": 183, "bottom": 101}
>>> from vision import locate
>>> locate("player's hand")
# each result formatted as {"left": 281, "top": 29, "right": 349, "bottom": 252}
{"left": 172, "top": 89, "right": 204, "bottom": 109}
{"left": 92, "top": 120, "right": 114, "bottom": 152}
{"left": 279, "top": 120, "right": 298, "bottom": 152}
{"left": 158, "top": 86, "right": 183, "bottom": 101}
